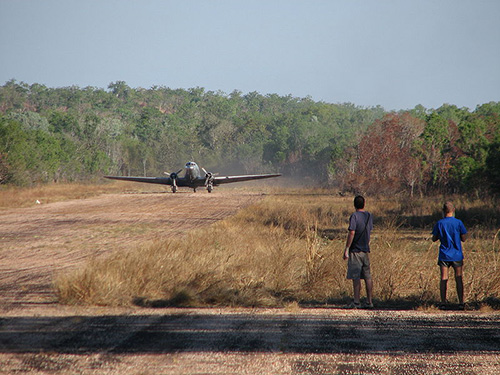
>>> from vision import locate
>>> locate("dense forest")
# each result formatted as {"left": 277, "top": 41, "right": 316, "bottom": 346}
{"left": 0, "top": 79, "right": 499, "bottom": 196}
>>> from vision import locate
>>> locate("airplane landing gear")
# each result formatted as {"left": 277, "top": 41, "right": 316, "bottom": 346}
{"left": 169, "top": 170, "right": 181, "bottom": 193}
{"left": 202, "top": 167, "right": 215, "bottom": 193}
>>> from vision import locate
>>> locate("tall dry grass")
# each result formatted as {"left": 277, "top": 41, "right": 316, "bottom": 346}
{"left": 55, "top": 191, "right": 500, "bottom": 308}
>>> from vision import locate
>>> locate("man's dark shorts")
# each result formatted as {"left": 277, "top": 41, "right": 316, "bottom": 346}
{"left": 438, "top": 260, "right": 464, "bottom": 268}
{"left": 347, "top": 251, "right": 371, "bottom": 280}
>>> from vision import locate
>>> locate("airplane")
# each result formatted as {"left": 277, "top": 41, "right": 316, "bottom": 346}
{"left": 104, "top": 161, "right": 281, "bottom": 193}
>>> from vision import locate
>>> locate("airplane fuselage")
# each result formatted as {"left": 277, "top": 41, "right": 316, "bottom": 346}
{"left": 184, "top": 161, "right": 201, "bottom": 183}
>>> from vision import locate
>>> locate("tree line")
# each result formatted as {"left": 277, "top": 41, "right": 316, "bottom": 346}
{"left": 0, "top": 79, "right": 498, "bottom": 196}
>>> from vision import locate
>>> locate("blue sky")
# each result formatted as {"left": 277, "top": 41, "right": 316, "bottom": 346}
{"left": 1, "top": 0, "right": 499, "bottom": 110}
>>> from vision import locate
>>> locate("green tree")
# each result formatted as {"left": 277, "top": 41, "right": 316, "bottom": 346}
{"left": 483, "top": 141, "right": 500, "bottom": 193}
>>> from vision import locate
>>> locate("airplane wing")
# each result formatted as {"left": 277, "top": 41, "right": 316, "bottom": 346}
{"left": 213, "top": 173, "right": 281, "bottom": 185}
{"left": 104, "top": 176, "right": 172, "bottom": 185}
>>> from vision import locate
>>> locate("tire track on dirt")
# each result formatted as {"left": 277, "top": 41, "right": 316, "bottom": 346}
{"left": 0, "top": 191, "right": 262, "bottom": 309}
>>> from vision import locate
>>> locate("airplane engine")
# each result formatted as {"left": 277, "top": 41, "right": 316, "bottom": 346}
{"left": 169, "top": 169, "right": 182, "bottom": 193}
{"left": 202, "top": 168, "right": 215, "bottom": 193}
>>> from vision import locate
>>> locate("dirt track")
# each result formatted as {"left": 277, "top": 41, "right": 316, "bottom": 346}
{"left": 1, "top": 190, "right": 500, "bottom": 374}
{"left": 0, "top": 189, "right": 262, "bottom": 308}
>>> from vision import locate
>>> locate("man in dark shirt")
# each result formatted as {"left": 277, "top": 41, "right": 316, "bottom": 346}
{"left": 344, "top": 195, "right": 374, "bottom": 308}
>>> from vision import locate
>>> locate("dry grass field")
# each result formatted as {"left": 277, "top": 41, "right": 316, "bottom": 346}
{"left": 55, "top": 188, "right": 500, "bottom": 310}
{"left": 2, "top": 183, "right": 500, "bottom": 374}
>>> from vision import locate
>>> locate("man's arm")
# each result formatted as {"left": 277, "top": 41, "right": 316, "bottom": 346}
{"left": 460, "top": 222, "right": 468, "bottom": 242}
{"left": 431, "top": 223, "right": 439, "bottom": 242}
{"left": 344, "top": 230, "right": 355, "bottom": 260}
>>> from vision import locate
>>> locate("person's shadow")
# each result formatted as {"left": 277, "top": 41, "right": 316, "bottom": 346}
{"left": 2, "top": 304, "right": 500, "bottom": 355}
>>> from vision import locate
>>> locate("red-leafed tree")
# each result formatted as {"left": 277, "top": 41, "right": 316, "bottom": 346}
{"left": 347, "top": 113, "right": 425, "bottom": 195}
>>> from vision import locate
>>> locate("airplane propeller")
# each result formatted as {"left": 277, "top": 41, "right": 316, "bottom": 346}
{"left": 202, "top": 167, "right": 216, "bottom": 192}
{"left": 164, "top": 169, "right": 182, "bottom": 193}
{"left": 105, "top": 161, "right": 281, "bottom": 194}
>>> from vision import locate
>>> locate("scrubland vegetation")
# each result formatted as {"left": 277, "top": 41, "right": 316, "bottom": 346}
{"left": 55, "top": 191, "right": 500, "bottom": 309}
{"left": 1, "top": 81, "right": 499, "bottom": 197}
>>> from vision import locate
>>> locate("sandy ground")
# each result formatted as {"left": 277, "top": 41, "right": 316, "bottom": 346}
{"left": 1, "top": 189, "right": 500, "bottom": 374}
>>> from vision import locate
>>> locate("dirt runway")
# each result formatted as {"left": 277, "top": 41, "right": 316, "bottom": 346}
{"left": 1, "top": 190, "right": 499, "bottom": 374}
{"left": 0, "top": 189, "right": 262, "bottom": 308}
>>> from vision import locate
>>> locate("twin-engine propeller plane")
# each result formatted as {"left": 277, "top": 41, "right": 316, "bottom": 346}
{"left": 104, "top": 161, "right": 281, "bottom": 193}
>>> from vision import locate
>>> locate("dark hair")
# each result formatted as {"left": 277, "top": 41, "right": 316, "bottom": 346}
{"left": 354, "top": 195, "right": 365, "bottom": 209}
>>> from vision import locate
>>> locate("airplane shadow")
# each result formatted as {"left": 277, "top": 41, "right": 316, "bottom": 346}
{"left": 1, "top": 312, "right": 500, "bottom": 354}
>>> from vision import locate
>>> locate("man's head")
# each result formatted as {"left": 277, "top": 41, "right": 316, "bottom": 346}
{"left": 443, "top": 201, "right": 455, "bottom": 215}
{"left": 354, "top": 195, "right": 365, "bottom": 210}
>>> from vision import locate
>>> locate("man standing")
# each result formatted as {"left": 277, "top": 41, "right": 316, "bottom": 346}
{"left": 432, "top": 201, "right": 468, "bottom": 310}
{"left": 344, "top": 195, "right": 374, "bottom": 308}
